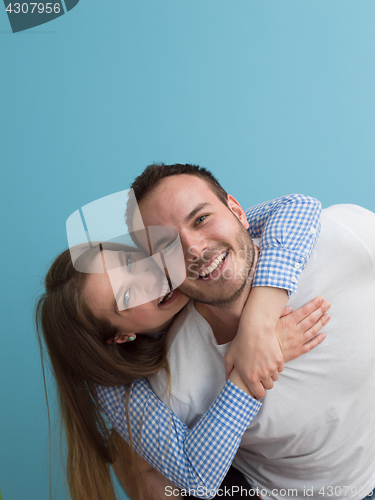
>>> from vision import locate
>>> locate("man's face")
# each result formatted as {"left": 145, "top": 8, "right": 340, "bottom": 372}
{"left": 135, "top": 174, "right": 255, "bottom": 306}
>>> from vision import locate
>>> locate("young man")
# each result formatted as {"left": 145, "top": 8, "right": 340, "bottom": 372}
{"left": 126, "top": 164, "right": 375, "bottom": 499}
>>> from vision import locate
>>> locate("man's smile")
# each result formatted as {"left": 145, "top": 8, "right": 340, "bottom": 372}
{"left": 196, "top": 250, "right": 229, "bottom": 280}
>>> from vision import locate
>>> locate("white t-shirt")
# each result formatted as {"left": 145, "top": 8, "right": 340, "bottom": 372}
{"left": 149, "top": 205, "right": 375, "bottom": 500}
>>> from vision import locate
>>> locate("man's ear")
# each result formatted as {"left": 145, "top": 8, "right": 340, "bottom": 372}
{"left": 227, "top": 195, "right": 249, "bottom": 229}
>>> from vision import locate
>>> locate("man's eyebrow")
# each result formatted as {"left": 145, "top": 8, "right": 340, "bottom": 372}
{"left": 151, "top": 204, "right": 210, "bottom": 250}
{"left": 185, "top": 202, "right": 210, "bottom": 224}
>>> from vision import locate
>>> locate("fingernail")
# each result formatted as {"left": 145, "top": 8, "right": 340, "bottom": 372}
{"left": 324, "top": 301, "right": 331, "bottom": 309}
{"left": 319, "top": 296, "right": 324, "bottom": 303}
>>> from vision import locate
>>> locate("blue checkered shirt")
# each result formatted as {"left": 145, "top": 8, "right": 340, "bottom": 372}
{"left": 248, "top": 194, "right": 321, "bottom": 294}
{"left": 96, "top": 379, "right": 261, "bottom": 497}
{"left": 96, "top": 194, "right": 321, "bottom": 497}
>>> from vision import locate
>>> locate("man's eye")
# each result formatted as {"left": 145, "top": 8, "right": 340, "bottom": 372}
{"left": 126, "top": 254, "right": 132, "bottom": 271}
{"left": 196, "top": 215, "right": 206, "bottom": 224}
{"left": 123, "top": 289, "right": 131, "bottom": 309}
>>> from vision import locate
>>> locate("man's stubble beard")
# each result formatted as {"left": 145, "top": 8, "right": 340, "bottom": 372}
{"left": 178, "top": 222, "right": 255, "bottom": 308}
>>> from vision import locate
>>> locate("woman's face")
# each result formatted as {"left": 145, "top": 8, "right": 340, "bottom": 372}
{"left": 82, "top": 249, "right": 189, "bottom": 337}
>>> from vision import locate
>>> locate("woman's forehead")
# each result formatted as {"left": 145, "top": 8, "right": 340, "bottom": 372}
{"left": 85, "top": 247, "right": 144, "bottom": 273}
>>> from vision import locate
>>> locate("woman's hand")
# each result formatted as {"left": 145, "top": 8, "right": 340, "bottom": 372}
{"left": 276, "top": 296, "right": 330, "bottom": 363}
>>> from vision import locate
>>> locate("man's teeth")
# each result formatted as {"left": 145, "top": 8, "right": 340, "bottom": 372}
{"left": 199, "top": 251, "right": 227, "bottom": 277}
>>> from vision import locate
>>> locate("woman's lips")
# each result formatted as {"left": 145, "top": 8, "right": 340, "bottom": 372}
{"left": 158, "top": 288, "right": 179, "bottom": 308}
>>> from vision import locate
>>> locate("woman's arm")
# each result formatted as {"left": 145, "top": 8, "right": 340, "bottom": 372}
{"left": 247, "top": 194, "right": 321, "bottom": 292}
{"left": 96, "top": 297, "right": 330, "bottom": 499}
{"left": 97, "top": 375, "right": 260, "bottom": 499}
{"left": 109, "top": 368, "right": 254, "bottom": 500}
{"left": 224, "top": 194, "right": 322, "bottom": 399}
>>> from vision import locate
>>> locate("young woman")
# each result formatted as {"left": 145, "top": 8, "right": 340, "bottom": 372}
{"left": 36, "top": 188, "right": 328, "bottom": 500}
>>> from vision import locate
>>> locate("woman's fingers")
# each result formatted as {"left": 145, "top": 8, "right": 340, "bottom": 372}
{"left": 302, "top": 313, "right": 330, "bottom": 342}
{"left": 298, "top": 301, "right": 331, "bottom": 333}
{"left": 277, "top": 297, "right": 330, "bottom": 363}
{"left": 251, "top": 381, "right": 266, "bottom": 400}
{"left": 301, "top": 332, "right": 326, "bottom": 353}
{"left": 288, "top": 296, "right": 325, "bottom": 323}
{"left": 279, "top": 306, "right": 293, "bottom": 318}
{"left": 262, "top": 378, "right": 274, "bottom": 391}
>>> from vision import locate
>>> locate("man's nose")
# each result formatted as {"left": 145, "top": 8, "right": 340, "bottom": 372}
{"left": 179, "top": 229, "right": 207, "bottom": 263}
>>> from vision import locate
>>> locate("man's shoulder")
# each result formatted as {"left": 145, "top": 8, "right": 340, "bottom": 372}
{"left": 323, "top": 203, "right": 375, "bottom": 222}
{"left": 322, "top": 204, "right": 375, "bottom": 250}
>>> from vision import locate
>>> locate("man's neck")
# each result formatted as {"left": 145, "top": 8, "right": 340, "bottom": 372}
{"left": 194, "top": 245, "right": 259, "bottom": 345}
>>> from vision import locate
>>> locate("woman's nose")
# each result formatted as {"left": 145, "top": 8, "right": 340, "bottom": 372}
{"left": 132, "top": 257, "right": 167, "bottom": 304}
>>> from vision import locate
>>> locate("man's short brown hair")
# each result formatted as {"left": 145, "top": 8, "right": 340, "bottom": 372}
{"left": 130, "top": 163, "right": 228, "bottom": 206}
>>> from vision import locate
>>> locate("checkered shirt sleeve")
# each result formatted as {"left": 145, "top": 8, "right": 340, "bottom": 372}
{"left": 246, "top": 194, "right": 321, "bottom": 294}
{"left": 96, "top": 379, "right": 261, "bottom": 498}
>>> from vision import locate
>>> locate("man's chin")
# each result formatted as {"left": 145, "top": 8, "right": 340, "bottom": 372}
{"left": 179, "top": 278, "right": 249, "bottom": 307}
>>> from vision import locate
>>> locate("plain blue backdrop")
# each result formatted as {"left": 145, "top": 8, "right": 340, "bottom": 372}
{"left": 1, "top": 1, "right": 375, "bottom": 499}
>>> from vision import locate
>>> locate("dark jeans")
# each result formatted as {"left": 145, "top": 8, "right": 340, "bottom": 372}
{"left": 190, "top": 470, "right": 375, "bottom": 499}
{"left": 213, "top": 466, "right": 259, "bottom": 498}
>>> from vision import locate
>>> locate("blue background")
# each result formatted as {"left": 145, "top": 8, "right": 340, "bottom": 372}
{"left": 1, "top": 1, "right": 375, "bottom": 499}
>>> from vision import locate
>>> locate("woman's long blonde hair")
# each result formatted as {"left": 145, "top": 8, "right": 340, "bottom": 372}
{"left": 36, "top": 248, "right": 170, "bottom": 500}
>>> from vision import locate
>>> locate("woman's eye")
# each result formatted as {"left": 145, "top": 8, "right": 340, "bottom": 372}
{"left": 123, "top": 289, "right": 131, "bottom": 309}
{"left": 126, "top": 254, "right": 132, "bottom": 271}
{"left": 196, "top": 215, "right": 206, "bottom": 224}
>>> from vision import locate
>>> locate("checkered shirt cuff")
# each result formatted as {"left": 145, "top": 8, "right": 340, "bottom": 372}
{"left": 246, "top": 194, "right": 321, "bottom": 294}
{"left": 253, "top": 245, "right": 314, "bottom": 294}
